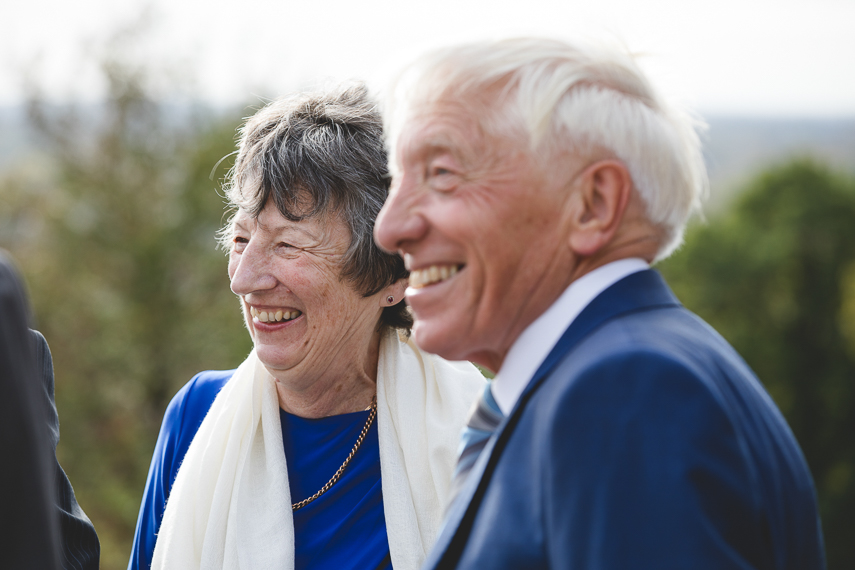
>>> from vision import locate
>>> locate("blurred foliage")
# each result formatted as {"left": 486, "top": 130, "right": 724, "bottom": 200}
{"left": 0, "top": 35, "right": 252, "bottom": 569}
{"left": 2, "top": 23, "right": 854, "bottom": 570}
{"left": 659, "top": 159, "right": 855, "bottom": 569}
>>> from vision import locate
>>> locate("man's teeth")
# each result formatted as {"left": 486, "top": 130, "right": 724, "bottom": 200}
{"left": 250, "top": 307, "right": 302, "bottom": 323}
{"left": 409, "top": 264, "right": 460, "bottom": 289}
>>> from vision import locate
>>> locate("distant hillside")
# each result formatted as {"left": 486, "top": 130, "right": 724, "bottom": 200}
{"left": 703, "top": 116, "right": 855, "bottom": 210}
{"left": 0, "top": 106, "right": 38, "bottom": 170}
{"left": 2, "top": 105, "right": 854, "bottom": 210}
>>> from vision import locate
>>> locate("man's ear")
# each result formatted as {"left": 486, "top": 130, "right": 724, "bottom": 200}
{"left": 567, "top": 160, "right": 633, "bottom": 257}
{"left": 380, "top": 278, "right": 408, "bottom": 306}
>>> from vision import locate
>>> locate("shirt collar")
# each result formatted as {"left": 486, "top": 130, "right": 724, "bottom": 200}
{"left": 491, "top": 258, "right": 649, "bottom": 415}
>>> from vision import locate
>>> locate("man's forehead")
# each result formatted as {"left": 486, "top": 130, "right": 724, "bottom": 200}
{"left": 398, "top": 102, "right": 487, "bottom": 156}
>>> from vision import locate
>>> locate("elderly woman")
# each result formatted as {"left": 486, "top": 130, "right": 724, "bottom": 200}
{"left": 128, "top": 85, "right": 485, "bottom": 570}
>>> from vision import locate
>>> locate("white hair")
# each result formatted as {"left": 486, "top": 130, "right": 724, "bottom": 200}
{"left": 385, "top": 37, "right": 708, "bottom": 260}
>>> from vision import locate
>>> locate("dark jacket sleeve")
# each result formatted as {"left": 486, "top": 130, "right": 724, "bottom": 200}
{"left": 31, "top": 329, "right": 101, "bottom": 570}
{"left": 0, "top": 252, "right": 61, "bottom": 570}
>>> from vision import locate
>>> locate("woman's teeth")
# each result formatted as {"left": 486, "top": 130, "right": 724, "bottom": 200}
{"left": 409, "top": 264, "right": 460, "bottom": 289}
{"left": 250, "top": 307, "right": 302, "bottom": 323}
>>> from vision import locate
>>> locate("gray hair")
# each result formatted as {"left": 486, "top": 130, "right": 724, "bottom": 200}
{"left": 385, "top": 38, "right": 708, "bottom": 260}
{"left": 220, "top": 83, "right": 411, "bottom": 330}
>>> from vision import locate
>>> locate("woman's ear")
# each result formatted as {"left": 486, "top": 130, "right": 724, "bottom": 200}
{"left": 380, "top": 278, "right": 408, "bottom": 306}
{"left": 567, "top": 160, "right": 633, "bottom": 256}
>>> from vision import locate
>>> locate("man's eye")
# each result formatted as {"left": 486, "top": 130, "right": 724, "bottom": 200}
{"left": 429, "top": 166, "right": 457, "bottom": 192}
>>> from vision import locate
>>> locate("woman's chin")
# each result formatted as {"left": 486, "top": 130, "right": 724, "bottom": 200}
{"left": 255, "top": 352, "right": 294, "bottom": 377}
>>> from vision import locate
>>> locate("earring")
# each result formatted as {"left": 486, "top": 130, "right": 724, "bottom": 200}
{"left": 387, "top": 295, "right": 395, "bottom": 304}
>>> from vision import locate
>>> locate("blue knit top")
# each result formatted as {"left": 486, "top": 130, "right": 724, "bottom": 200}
{"left": 128, "top": 369, "right": 392, "bottom": 570}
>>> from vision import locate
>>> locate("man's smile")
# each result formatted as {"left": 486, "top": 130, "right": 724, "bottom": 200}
{"left": 408, "top": 264, "right": 464, "bottom": 289}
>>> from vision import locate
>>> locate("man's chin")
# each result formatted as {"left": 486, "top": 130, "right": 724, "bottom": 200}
{"left": 412, "top": 320, "right": 469, "bottom": 361}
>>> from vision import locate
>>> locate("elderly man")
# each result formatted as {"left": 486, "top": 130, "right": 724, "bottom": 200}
{"left": 374, "top": 38, "right": 825, "bottom": 569}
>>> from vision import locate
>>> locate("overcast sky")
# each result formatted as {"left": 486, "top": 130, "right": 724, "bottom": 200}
{"left": 2, "top": 0, "right": 854, "bottom": 116}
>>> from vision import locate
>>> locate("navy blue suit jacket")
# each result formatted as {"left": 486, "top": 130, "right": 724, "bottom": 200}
{"left": 424, "top": 270, "right": 825, "bottom": 570}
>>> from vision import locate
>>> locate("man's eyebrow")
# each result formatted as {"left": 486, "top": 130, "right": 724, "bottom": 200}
{"left": 424, "top": 141, "right": 455, "bottom": 155}
{"left": 419, "top": 124, "right": 480, "bottom": 160}
{"left": 418, "top": 128, "right": 458, "bottom": 150}
{"left": 406, "top": 140, "right": 460, "bottom": 166}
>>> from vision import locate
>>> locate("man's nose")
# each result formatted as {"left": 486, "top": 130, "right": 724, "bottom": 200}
{"left": 374, "top": 178, "right": 428, "bottom": 254}
{"left": 229, "top": 242, "right": 278, "bottom": 296}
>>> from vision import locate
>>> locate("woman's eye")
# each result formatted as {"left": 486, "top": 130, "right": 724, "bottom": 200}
{"left": 232, "top": 236, "right": 248, "bottom": 252}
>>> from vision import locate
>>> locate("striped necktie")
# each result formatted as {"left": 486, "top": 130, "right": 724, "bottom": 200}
{"left": 450, "top": 383, "right": 504, "bottom": 498}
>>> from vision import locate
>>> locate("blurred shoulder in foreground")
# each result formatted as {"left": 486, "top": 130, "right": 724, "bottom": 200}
{"left": 0, "top": 250, "right": 100, "bottom": 569}
{"left": 0, "top": 251, "right": 61, "bottom": 569}
{"left": 31, "top": 328, "right": 101, "bottom": 570}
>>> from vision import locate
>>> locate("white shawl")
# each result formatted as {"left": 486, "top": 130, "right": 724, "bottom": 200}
{"left": 152, "top": 329, "right": 486, "bottom": 570}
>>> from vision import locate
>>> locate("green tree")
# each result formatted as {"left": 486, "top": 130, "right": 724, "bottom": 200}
{"left": 0, "top": 38, "right": 252, "bottom": 568}
{"left": 660, "top": 159, "right": 855, "bottom": 569}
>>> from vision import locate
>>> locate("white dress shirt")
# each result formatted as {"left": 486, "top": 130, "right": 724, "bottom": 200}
{"left": 491, "top": 258, "right": 649, "bottom": 415}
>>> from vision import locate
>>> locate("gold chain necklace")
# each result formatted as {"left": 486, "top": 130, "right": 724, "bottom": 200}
{"left": 291, "top": 397, "right": 378, "bottom": 511}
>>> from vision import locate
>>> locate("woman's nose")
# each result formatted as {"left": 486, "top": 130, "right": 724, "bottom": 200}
{"left": 374, "top": 178, "right": 428, "bottom": 254}
{"left": 228, "top": 242, "right": 278, "bottom": 296}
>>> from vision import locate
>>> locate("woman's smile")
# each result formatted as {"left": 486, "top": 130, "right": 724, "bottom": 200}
{"left": 249, "top": 306, "right": 303, "bottom": 324}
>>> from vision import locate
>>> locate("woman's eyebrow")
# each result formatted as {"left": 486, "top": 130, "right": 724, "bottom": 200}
{"left": 257, "top": 219, "right": 323, "bottom": 242}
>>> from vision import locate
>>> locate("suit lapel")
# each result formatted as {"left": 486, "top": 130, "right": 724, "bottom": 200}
{"left": 425, "top": 269, "right": 681, "bottom": 568}
{"left": 517, "top": 269, "right": 680, "bottom": 407}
